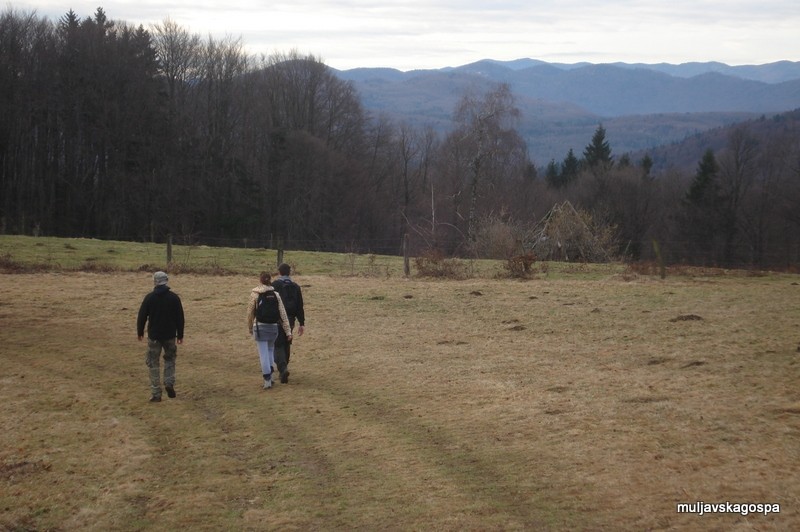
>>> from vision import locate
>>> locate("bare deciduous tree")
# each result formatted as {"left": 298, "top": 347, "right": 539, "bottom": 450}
{"left": 449, "top": 84, "right": 527, "bottom": 242}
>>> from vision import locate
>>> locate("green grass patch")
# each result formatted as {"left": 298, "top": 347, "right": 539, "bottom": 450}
{"left": 0, "top": 234, "right": 626, "bottom": 279}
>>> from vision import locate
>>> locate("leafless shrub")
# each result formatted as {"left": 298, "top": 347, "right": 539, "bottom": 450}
{"left": 470, "top": 212, "right": 532, "bottom": 260}
{"left": 79, "top": 261, "right": 119, "bottom": 273}
{"left": 414, "top": 249, "right": 469, "bottom": 279}
{"left": 0, "top": 254, "right": 52, "bottom": 274}
{"left": 505, "top": 252, "right": 537, "bottom": 278}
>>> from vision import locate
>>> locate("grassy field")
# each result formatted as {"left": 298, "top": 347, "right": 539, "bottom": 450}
{"left": 1, "top": 236, "right": 799, "bottom": 531}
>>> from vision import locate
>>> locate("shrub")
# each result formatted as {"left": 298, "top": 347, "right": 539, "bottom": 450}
{"left": 0, "top": 254, "right": 52, "bottom": 273}
{"left": 505, "top": 252, "right": 537, "bottom": 278}
{"left": 414, "top": 250, "right": 469, "bottom": 279}
{"left": 470, "top": 213, "right": 532, "bottom": 260}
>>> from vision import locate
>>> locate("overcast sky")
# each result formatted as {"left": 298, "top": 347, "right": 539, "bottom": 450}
{"left": 13, "top": 0, "right": 800, "bottom": 71}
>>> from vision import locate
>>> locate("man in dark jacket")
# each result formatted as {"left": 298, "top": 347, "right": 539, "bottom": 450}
{"left": 272, "top": 263, "right": 305, "bottom": 384}
{"left": 137, "top": 271, "right": 185, "bottom": 402}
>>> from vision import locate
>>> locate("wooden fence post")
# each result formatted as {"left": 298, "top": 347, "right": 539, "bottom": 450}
{"left": 403, "top": 233, "right": 410, "bottom": 278}
{"left": 652, "top": 239, "right": 666, "bottom": 279}
{"left": 166, "top": 234, "right": 173, "bottom": 266}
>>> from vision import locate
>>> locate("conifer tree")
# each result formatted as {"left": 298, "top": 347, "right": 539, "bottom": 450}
{"left": 583, "top": 124, "right": 613, "bottom": 169}
{"left": 686, "top": 149, "right": 719, "bottom": 206}
{"left": 682, "top": 148, "right": 722, "bottom": 262}
{"left": 544, "top": 159, "right": 560, "bottom": 188}
{"left": 561, "top": 148, "right": 580, "bottom": 184}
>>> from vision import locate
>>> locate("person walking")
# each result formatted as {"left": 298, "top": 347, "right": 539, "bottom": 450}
{"left": 272, "top": 263, "right": 305, "bottom": 384}
{"left": 137, "top": 271, "right": 185, "bottom": 402}
{"left": 247, "top": 272, "right": 292, "bottom": 389}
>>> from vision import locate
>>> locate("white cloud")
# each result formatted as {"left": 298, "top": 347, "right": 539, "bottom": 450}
{"left": 12, "top": 0, "right": 800, "bottom": 70}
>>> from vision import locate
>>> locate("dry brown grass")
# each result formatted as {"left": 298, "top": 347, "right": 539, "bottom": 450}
{"left": 1, "top": 271, "right": 799, "bottom": 531}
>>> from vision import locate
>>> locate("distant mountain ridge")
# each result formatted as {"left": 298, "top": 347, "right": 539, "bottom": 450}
{"left": 334, "top": 59, "right": 800, "bottom": 165}
{"left": 341, "top": 58, "right": 800, "bottom": 84}
{"left": 449, "top": 58, "right": 800, "bottom": 84}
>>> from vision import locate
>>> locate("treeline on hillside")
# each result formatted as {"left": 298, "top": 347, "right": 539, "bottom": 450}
{"left": 2, "top": 8, "right": 799, "bottom": 268}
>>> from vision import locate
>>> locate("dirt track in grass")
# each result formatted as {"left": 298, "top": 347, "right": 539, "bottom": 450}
{"left": 1, "top": 271, "right": 799, "bottom": 530}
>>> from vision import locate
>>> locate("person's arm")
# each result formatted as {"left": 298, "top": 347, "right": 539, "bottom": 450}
{"left": 136, "top": 294, "right": 149, "bottom": 340}
{"left": 296, "top": 286, "right": 305, "bottom": 331}
{"left": 276, "top": 293, "right": 293, "bottom": 340}
{"left": 246, "top": 292, "right": 257, "bottom": 334}
{"left": 175, "top": 295, "right": 185, "bottom": 343}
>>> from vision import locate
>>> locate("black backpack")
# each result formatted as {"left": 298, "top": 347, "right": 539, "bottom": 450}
{"left": 255, "top": 291, "right": 281, "bottom": 324}
{"left": 274, "top": 279, "right": 299, "bottom": 317}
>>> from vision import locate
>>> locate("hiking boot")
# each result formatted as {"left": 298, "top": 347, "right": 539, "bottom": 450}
{"left": 165, "top": 385, "right": 176, "bottom": 398}
{"left": 263, "top": 378, "right": 273, "bottom": 390}
{"left": 280, "top": 370, "right": 290, "bottom": 384}
{"left": 149, "top": 396, "right": 161, "bottom": 402}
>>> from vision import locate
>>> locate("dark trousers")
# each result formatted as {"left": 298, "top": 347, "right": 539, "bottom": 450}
{"left": 275, "top": 342, "right": 289, "bottom": 375}
{"left": 275, "top": 317, "right": 295, "bottom": 374}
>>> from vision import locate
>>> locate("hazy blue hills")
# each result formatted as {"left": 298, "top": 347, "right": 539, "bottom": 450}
{"left": 335, "top": 59, "right": 800, "bottom": 165}
{"left": 447, "top": 58, "right": 800, "bottom": 83}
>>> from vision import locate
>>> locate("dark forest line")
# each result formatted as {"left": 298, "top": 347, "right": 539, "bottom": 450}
{"left": 2, "top": 8, "right": 799, "bottom": 268}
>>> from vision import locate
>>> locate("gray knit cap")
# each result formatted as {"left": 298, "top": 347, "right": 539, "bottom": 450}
{"left": 153, "top": 271, "right": 169, "bottom": 286}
